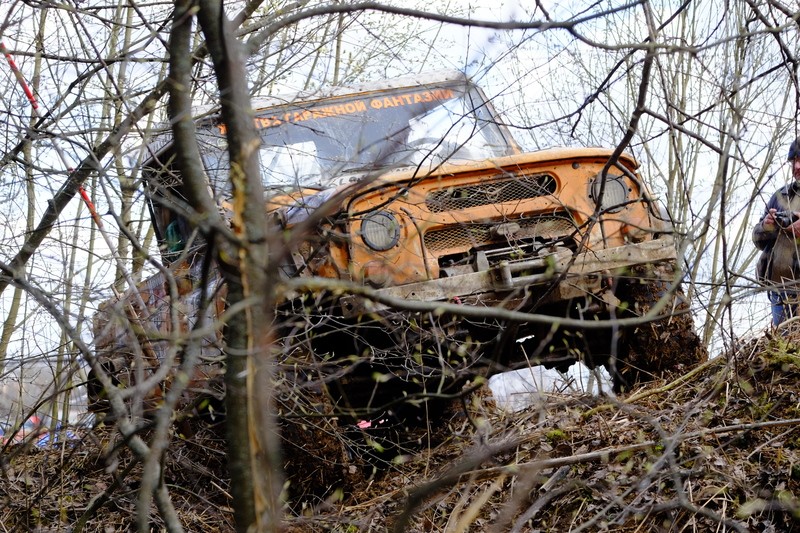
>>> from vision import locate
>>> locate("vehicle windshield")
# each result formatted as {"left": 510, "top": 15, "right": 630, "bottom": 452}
{"left": 196, "top": 81, "right": 515, "bottom": 197}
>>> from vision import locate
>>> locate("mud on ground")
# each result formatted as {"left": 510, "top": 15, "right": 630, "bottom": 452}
{"left": 4, "top": 323, "right": 800, "bottom": 531}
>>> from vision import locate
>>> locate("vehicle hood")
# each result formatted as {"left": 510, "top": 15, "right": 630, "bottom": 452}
{"left": 270, "top": 147, "right": 639, "bottom": 226}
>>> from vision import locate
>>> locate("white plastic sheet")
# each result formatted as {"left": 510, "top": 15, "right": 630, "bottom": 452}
{"left": 488, "top": 362, "right": 615, "bottom": 412}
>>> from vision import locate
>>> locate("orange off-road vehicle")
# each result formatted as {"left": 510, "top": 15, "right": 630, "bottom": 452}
{"left": 90, "top": 71, "right": 704, "bottom": 428}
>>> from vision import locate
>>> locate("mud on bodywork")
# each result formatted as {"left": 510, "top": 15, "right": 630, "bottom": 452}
{"left": 89, "top": 259, "right": 226, "bottom": 418}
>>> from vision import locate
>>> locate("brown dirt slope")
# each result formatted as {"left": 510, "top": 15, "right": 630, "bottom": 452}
{"left": 4, "top": 324, "right": 800, "bottom": 532}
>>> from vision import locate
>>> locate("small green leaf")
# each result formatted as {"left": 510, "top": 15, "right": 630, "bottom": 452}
{"left": 372, "top": 372, "right": 391, "bottom": 383}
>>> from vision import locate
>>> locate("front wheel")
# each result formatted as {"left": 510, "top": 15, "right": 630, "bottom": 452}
{"left": 614, "top": 263, "right": 708, "bottom": 388}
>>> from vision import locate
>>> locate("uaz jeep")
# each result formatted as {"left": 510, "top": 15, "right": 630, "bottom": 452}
{"left": 90, "top": 71, "right": 705, "bottom": 429}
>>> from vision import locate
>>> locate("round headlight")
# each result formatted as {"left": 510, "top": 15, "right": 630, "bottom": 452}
{"left": 361, "top": 211, "right": 400, "bottom": 251}
{"left": 590, "top": 175, "right": 629, "bottom": 212}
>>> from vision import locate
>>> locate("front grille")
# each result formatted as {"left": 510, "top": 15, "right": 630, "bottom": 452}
{"left": 424, "top": 214, "right": 577, "bottom": 253}
{"left": 426, "top": 174, "right": 556, "bottom": 213}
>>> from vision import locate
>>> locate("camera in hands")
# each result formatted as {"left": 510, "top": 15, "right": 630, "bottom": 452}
{"left": 774, "top": 211, "right": 799, "bottom": 228}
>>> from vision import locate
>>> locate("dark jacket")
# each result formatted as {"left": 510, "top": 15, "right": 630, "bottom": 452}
{"left": 753, "top": 182, "right": 800, "bottom": 290}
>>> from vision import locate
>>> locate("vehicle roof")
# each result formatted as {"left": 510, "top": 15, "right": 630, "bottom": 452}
{"left": 144, "top": 70, "right": 475, "bottom": 161}
{"left": 248, "top": 70, "right": 472, "bottom": 112}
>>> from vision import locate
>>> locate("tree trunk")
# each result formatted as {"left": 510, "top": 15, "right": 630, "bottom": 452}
{"left": 170, "top": 1, "right": 284, "bottom": 530}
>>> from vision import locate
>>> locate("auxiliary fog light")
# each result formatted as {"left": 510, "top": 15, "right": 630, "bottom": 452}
{"left": 361, "top": 211, "right": 400, "bottom": 251}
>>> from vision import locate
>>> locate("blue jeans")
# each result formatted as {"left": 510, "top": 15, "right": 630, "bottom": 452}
{"left": 770, "top": 291, "right": 800, "bottom": 325}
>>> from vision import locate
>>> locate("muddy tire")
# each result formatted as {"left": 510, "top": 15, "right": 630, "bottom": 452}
{"left": 615, "top": 263, "right": 708, "bottom": 387}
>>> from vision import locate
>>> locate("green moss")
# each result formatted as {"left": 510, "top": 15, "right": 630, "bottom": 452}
{"left": 545, "top": 429, "right": 568, "bottom": 444}
{"left": 615, "top": 449, "right": 634, "bottom": 462}
{"left": 736, "top": 379, "right": 754, "bottom": 395}
{"left": 762, "top": 337, "right": 800, "bottom": 370}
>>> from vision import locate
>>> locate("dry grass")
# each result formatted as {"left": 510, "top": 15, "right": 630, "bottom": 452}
{"left": 4, "top": 326, "right": 800, "bottom": 531}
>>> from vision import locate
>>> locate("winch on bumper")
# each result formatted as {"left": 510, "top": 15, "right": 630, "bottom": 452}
{"left": 340, "top": 235, "right": 678, "bottom": 318}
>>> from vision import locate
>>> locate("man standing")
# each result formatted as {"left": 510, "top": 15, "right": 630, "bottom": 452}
{"left": 754, "top": 137, "right": 800, "bottom": 325}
